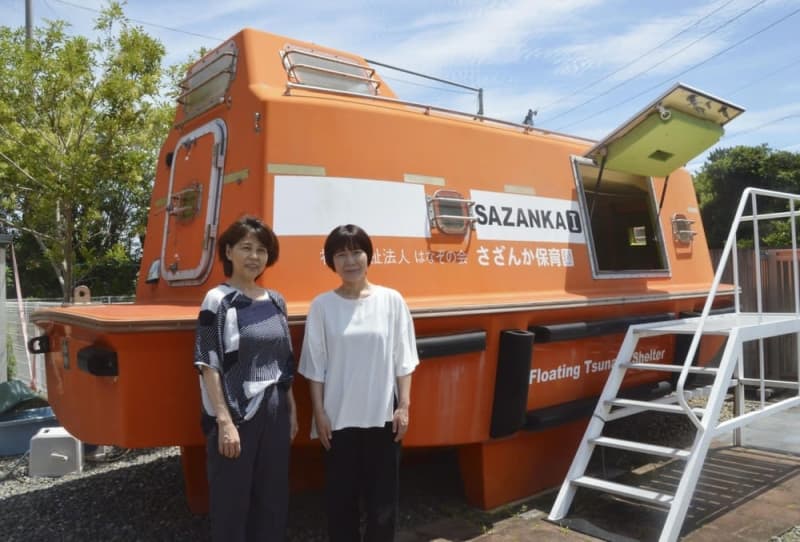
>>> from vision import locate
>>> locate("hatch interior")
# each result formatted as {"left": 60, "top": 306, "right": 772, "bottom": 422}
{"left": 573, "top": 157, "right": 669, "bottom": 277}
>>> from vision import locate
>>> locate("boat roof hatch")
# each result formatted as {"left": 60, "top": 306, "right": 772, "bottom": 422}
{"left": 584, "top": 83, "right": 744, "bottom": 177}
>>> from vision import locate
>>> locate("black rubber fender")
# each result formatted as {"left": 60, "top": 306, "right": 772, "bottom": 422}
{"left": 27, "top": 334, "right": 50, "bottom": 354}
{"left": 490, "top": 329, "right": 534, "bottom": 438}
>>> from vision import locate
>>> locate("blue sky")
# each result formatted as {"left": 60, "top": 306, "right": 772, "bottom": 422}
{"left": 3, "top": 0, "right": 800, "bottom": 171}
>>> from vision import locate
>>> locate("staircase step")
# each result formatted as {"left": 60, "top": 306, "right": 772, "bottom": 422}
{"left": 631, "top": 312, "right": 800, "bottom": 339}
{"left": 620, "top": 362, "right": 719, "bottom": 375}
{"left": 591, "top": 436, "right": 691, "bottom": 459}
{"left": 606, "top": 397, "right": 705, "bottom": 415}
{"left": 631, "top": 321, "right": 732, "bottom": 336}
{"left": 572, "top": 476, "right": 674, "bottom": 507}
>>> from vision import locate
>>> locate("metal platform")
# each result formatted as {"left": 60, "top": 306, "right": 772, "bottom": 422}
{"left": 549, "top": 187, "right": 800, "bottom": 542}
{"left": 635, "top": 312, "right": 800, "bottom": 338}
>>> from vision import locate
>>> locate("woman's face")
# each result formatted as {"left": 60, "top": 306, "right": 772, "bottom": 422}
{"left": 226, "top": 231, "right": 268, "bottom": 281}
{"left": 332, "top": 247, "right": 368, "bottom": 284}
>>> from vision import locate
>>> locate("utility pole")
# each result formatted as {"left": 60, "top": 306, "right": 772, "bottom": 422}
{"left": 25, "top": 0, "right": 33, "bottom": 48}
{"left": 0, "top": 233, "right": 11, "bottom": 382}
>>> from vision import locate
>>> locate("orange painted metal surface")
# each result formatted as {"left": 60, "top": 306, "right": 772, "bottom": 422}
{"left": 458, "top": 419, "right": 588, "bottom": 509}
{"left": 30, "top": 28, "right": 732, "bottom": 512}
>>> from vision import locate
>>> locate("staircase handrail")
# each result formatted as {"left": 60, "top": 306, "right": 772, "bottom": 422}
{"left": 675, "top": 186, "right": 800, "bottom": 428}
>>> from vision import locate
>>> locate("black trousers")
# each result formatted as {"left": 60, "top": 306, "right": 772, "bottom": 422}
{"left": 324, "top": 423, "right": 401, "bottom": 542}
{"left": 206, "top": 386, "right": 290, "bottom": 542}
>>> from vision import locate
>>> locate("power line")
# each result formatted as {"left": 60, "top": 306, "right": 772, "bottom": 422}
{"left": 43, "top": 1, "right": 475, "bottom": 99}
{"left": 47, "top": 0, "right": 225, "bottom": 42}
{"left": 728, "top": 54, "right": 800, "bottom": 96}
{"left": 544, "top": 0, "right": 767, "bottom": 126}
{"left": 29, "top": 0, "right": 800, "bottom": 144}
{"left": 686, "top": 132, "right": 800, "bottom": 170}
{"left": 536, "top": 0, "right": 740, "bottom": 120}
{"left": 725, "top": 112, "right": 800, "bottom": 141}
{"left": 685, "top": 113, "right": 800, "bottom": 170}
{"left": 553, "top": 4, "right": 800, "bottom": 132}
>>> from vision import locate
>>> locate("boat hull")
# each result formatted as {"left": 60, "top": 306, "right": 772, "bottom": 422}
{"left": 26, "top": 25, "right": 738, "bottom": 514}
{"left": 32, "top": 293, "right": 726, "bottom": 511}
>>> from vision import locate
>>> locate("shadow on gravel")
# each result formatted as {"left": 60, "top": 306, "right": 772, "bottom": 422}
{"left": 5, "top": 437, "right": 795, "bottom": 541}
{"left": 0, "top": 453, "right": 209, "bottom": 542}
{"left": 15, "top": 424, "right": 791, "bottom": 542}
{"left": 292, "top": 448, "right": 504, "bottom": 542}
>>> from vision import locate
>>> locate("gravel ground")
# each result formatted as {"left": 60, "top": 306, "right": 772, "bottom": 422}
{"left": 2, "top": 395, "right": 798, "bottom": 541}
{"left": 0, "top": 447, "right": 210, "bottom": 541}
{"left": 0, "top": 443, "right": 502, "bottom": 542}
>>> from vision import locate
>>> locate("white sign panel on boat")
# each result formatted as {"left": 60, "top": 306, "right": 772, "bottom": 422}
{"left": 471, "top": 190, "right": 586, "bottom": 244}
{"left": 272, "top": 176, "right": 586, "bottom": 246}
{"left": 273, "top": 176, "right": 430, "bottom": 238}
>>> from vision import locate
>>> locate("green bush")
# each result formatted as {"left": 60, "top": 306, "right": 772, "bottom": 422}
{"left": 6, "top": 332, "right": 16, "bottom": 380}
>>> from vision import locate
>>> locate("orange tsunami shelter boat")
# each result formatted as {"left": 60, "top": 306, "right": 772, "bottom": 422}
{"left": 28, "top": 28, "right": 743, "bottom": 513}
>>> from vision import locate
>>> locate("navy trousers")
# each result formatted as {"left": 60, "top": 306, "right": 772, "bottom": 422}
{"left": 324, "top": 423, "right": 401, "bottom": 542}
{"left": 206, "top": 386, "right": 290, "bottom": 542}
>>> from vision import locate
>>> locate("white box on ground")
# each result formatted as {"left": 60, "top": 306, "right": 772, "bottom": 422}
{"left": 29, "top": 426, "right": 83, "bottom": 477}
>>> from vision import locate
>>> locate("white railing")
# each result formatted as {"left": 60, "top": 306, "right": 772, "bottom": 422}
{"left": 676, "top": 187, "right": 800, "bottom": 428}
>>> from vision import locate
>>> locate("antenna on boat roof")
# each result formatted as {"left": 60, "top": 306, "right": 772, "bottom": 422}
{"left": 522, "top": 109, "right": 537, "bottom": 127}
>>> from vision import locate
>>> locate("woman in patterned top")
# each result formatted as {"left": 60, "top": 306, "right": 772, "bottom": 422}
{"left": 194, "top": 216, "right": 297, "bottom": 542}
{"left": 299, "top": 224, "right": 419, "bottom": 542}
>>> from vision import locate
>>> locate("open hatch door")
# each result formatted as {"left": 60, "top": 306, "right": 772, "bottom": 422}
{"left": 584, "top": 83, "right": 744, "bottom": 177}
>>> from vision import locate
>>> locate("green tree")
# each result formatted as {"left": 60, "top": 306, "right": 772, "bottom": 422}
{"left": 0, "top": 2, "right": 174, "bottom": 301}
{"left": 694, "top": 145, "right": 800, "bottom": 248}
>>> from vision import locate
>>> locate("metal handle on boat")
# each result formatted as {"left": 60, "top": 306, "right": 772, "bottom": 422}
{"left": 435, "top": 214, "right": 477, "bottom": 223}
{"left": 286, "top": 62, "right": 381, "bottom": 89}
{"left": 282, "top": 47, "right": 376, "bottom": 77}
{"left": 432, "top": 196, "right": 476, "bottom": 205}
{"left": 428, "top": 191, "right": 477, "bottom": 234}
{"left": 178, "top": 50, "right": 237, "bottom": 91}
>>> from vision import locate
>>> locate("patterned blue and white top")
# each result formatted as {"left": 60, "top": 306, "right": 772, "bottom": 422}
{"left": 194, "top": 284, "right": 294, "bottom": 433}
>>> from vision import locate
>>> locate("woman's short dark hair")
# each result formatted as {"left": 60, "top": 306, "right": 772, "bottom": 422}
{"left": 323, "top": 224, "right": 373, "bottom": 270}
{"left": 217, "top": 216, "right": 279, "bottom": 277}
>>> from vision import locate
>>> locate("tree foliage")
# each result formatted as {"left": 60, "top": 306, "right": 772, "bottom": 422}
{"left": 694, "top": 145, "right": 800, "bottom": 248}
{"left": 0, "top": 2, "right": 174, "bottom": 300}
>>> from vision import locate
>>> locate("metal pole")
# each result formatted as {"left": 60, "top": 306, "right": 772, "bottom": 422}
{"left": 25, "top": 0, "right": 33, "bottom": 48}
{"left": 0, "top": 234, "right": 11, "bottom": 383}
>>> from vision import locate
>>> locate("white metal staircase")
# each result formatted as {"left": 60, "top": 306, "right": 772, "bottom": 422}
{"left": 549, "top": 187, "right": 800, "bottom": 542}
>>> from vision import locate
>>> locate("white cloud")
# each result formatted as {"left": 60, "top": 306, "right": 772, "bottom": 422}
{"left": 688, "top": 101, "right": 800, "bottom": 170}
{"left": 543, "top": 0, "right": 773, "bottom": 82}
{"left": 371, "top": 0, "right": 604, "bottom": 74}
{"left": 5, "top": 0, "right": 798, "bottom": 155}
{"left": 724, "top": 102, "right": 800, "bottom": 140}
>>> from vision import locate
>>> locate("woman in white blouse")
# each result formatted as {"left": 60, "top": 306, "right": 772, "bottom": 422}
{"left": 299, "top": 224, "right": 419, "bottom": 542}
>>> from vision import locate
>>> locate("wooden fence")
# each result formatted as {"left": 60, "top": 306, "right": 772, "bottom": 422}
{"left": 710, "top": 248, "right": 800, "bottom": 380}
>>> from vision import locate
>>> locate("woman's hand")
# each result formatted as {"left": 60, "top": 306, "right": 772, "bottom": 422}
{"left": 314, "top": 411, "right": 333, "bottom": 450}
{"left": 217, "top": 420, "right": 241, "bottom": 458}
{"left": 289, "top": 409, "right": 298, "bottom": 441}
{"left": 288, "top": 389, "right": 299, "bottom": 441}
{"left": 392, "top": 406, "right": 410, "bottom": 442}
